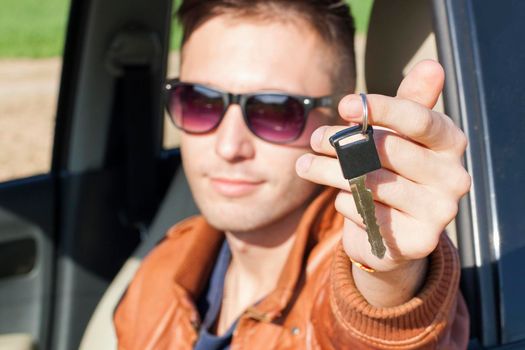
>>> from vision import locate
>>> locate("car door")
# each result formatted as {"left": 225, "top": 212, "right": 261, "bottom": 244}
{"left": 0, "top": 160, "right": 56, "bottom": 350}
{"left": 366, "top": 0, "right": 525, "bottom": 348}
{"left": 433, "top": 0, "right": 525, "bottom": 348}
{"left": 0, "top": 0, "right": 69, "bottom": 348}
{"left": 0, "top": 0, "right": 176, "bottom": 349}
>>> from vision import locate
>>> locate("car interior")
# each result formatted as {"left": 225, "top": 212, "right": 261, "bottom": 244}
{"left": 2, "top": 0, "right": 520, "bottom": 349}
{"left": 79, "top": 0, "right": 456, "bottom": 349}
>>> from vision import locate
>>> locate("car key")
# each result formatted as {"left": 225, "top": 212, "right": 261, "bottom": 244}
{"left": 329, "top": 94, "right": 386, "bottom": 259}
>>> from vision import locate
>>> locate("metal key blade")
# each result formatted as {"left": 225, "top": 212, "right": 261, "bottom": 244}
{"left": 349, "top": 175, "right": 386, "bottom": 259}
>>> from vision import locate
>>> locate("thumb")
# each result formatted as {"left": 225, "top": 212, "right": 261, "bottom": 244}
{"left": 396, "top": 59, "right": 444, "bottom": 109}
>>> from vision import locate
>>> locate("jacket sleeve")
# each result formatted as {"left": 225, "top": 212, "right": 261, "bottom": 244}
{"left": 311, "top": 234, "right": 470, "bottom": 349}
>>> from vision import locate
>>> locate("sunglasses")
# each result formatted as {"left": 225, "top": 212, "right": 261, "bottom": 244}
{"left": 165, "top": 79, "right": 343, "bottom": 144}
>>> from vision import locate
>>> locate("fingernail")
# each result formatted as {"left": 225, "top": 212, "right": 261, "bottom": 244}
{"left": 296, "top": 154, "right": 313, "bottom": 174}
{"left": 341, "top": 97, "right": 362, "bottom": 120}
{"left": 311, "top": 126, "right": 328, "bottom": 148}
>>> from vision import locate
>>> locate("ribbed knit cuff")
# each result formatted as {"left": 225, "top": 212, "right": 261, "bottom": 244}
{"left": 329, "top": 234, "right": 461, "bottom": 348}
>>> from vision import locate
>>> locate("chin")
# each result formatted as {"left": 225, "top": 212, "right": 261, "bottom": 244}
{"left": 197, "top": 200, "right": 277, "bottom": 233}
{"left": 188, "top": 173, "right": 322, "bottom": 234}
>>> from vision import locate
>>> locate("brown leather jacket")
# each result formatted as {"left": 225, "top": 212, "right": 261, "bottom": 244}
{"left": 114, "top": 189, "right": 469, "bottom": 349}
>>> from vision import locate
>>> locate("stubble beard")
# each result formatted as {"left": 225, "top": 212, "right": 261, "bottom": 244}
{"left": 191, "top": 182, "right": 321, "bottom": 234}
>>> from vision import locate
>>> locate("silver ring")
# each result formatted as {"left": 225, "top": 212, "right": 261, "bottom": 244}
{"left": 360, "top": 93, "right": 368, "bottom": 134}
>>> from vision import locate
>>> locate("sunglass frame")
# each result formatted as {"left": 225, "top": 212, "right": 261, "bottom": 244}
{"left": 165, "top": 78, "right": 343, "bottom": 144}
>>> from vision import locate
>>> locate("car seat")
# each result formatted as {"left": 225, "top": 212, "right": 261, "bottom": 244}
{"left": 79, "top": 167, "right": 199, "bottom": 349}
{"left": 79, "top": 0, "right": 448, "bottom": 348}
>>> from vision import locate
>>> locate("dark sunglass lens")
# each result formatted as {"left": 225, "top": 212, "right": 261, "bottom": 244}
{"left": 246, "top": 95, "right": 305, "bottom": 143}
{"left": 168, "top": 84, "right": 224, "bottom": 133}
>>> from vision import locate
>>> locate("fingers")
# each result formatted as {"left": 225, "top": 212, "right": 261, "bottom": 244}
{"left": 309, "top": 125, "right": 346, "bottom": 157}
{"left": 396, "top": 60, "right": 445, "bottom": 108}
{"left": 338, "top": 94, "right": 467, "bottom": 154}
{"left": 296, "top": 153, "right": 456, "bottom": 221}
{"left": 316, "top": 61, "right": 465, "bottom": 155}
{"left": 309, "top": 61, "right": 471, "bottom": 271}
{"left": 308, "top": 126, "right": 465, "bottom": 190}
{"left": 337, "top": 196, "right": 443, "bottom": 264}
{"left": 372, "top": 129, "right": 468, "bottom": 192}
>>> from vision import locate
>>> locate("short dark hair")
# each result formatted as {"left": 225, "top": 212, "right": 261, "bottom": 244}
{"left": 176, "top": 0, "right": 356, "bottom": 92}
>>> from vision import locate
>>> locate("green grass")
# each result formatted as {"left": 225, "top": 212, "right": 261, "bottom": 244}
{"left": 0, "top": 0, "right": 69, "bottom": 58}
{"left": 0, "top": 0, "right": 373, "bottom": 58}
{"left": 348, "top": 0, "right": 374, "bottom": 34}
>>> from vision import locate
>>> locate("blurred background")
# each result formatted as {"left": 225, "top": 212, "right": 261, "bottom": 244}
{"left": 0, "top": 0, "right": 373, "bottom": 183}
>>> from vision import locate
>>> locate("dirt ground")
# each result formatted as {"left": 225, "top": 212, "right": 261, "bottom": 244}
{"left": 0, "top": 37, "right": 367, "bottom": 183}
{"left": 0, "top": 58, "right": 61, "bottom": 182}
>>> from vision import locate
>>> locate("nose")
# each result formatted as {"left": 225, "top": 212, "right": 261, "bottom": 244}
{"left": 214, "top": 104, "right": 256, "bottom": 162}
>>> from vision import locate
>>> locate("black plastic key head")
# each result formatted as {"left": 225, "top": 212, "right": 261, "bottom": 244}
{"left": 329, "top": 125, "right": 381, "bottom": 180}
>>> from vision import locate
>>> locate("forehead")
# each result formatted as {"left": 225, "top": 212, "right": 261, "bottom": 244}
{"left": 179, "top": 15, "right": 335, "bottom": 96}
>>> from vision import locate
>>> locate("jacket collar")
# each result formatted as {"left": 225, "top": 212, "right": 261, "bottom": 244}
{"left": 171, "top": 187, "right": 340, "bottom": 321}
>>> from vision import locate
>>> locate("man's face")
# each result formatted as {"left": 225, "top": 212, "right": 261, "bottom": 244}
{"left": 180, "top": 15, "right": 339, "bottom": 233}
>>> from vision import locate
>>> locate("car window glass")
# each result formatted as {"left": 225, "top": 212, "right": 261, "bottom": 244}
{"left": 161, "top": 0, "right": 373, "bottom": 151}
{"left": 469, "top": 0, "right": 525, "bottom": 342}
{"left": 163, "top": 5, "right": 183, "bottom": 150}
{"left": 0, "top": 0, "right": 70, "bottom": 182}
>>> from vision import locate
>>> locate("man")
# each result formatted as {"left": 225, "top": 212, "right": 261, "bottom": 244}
{"left": 115, "top": 0, "right": 470, "bottom": 348}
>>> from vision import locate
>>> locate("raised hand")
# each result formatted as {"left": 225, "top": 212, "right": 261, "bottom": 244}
{"left": 296, "top": 60, "right": 471, "bottom": 306}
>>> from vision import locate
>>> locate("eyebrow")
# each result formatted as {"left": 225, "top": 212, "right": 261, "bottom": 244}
{"left": 174, "top": 77, "right": 306, "bottom": 96}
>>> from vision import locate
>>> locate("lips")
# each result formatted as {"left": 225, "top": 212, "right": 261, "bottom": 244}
{"left": 209, "top": 177, "right": 265, "bottom": 197}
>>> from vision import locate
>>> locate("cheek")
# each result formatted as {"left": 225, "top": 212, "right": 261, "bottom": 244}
{"left": 290, "top": 110, "right": 339, "bottom": 147}
{"left": 180, "top": 134, "right": 209, "bottom": 173}
{"left": 257, "top": 144, "right": 316, "bottom": 192}
{"left": 180, "top": 135, "right": 194, "bottom": 160}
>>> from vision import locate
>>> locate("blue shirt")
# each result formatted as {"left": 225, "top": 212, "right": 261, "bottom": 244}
{"left": 194, "top": 241, "right": 236, "bottom": 350}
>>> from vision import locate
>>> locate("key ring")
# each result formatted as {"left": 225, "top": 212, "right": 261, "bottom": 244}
{"left": 359, "top": 93, "right": 368, "bottom": 134}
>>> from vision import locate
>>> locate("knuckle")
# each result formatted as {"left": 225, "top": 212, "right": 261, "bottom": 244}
{"left": 455, "top": 130, "right": 469, "bottom": 153}
{"left": 409, "top": 223, "right": 441, "bottom": 257}
{"left": 385, "top": 178, "right": 405, "bottom": 201}
{"left": 422, "top": 222, "right": 444, "bottom": 246}
{"left": 425, "top": 229, "right": 442, "bottom": 252}
{"left": 435, "top": 198, "right": 459, "bottom": 226}
{"left": 381, "top": 132, "right": 400, "bottom": 156}
{"left": 458, "top": 170, "right": 472, "bottom": 194}
{"left": 449, "top": 167, "right": 472, "bottom": 195}
{"left": 413, "top": 107, "right": 434, "bottom": 137}
{"left": 381, "top": 132, "right": 411, "bottom": 164}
